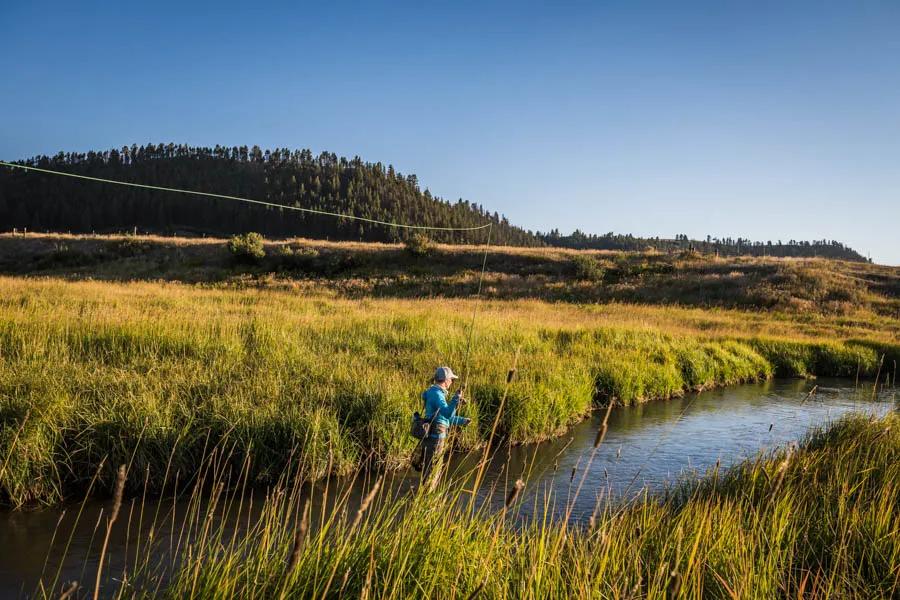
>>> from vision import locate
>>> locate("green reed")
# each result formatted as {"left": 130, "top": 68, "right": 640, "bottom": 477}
{"left": 0, "top": 278, "right": 896, "bottom": 506}
{"left": 34, "top": 412, "right": 900, "bottom": 599}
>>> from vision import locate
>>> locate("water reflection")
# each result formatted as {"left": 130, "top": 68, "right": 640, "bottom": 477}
{"left": 0, "top": 378, "right": 894, "bottom": 595}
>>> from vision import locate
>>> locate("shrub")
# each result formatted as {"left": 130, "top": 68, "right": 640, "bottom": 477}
{"left": 228, "top": 232, "right": 266, "bottom": 263}
{"left": 571, "top": 254, "right": 605, "bottom": 282}
{"left": 404, "top": 233, "right": 433, "bottom": 257}
{"left": 38, "top": 243, "right": 97, "bottom": 268}
{"left": 111, "top": 238, "right": 152, "bottom": 257}
{"left": 276, "top": 245, "right": 319, "bottom": 270}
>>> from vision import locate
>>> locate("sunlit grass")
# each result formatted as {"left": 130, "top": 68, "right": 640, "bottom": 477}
{"left": 35, "top": 412, "right": 900, "bottom": 599}
{"left": 0, "top": 276, "right": 897, "bottom": 507}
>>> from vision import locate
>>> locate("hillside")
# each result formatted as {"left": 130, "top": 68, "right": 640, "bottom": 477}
{"left": 0, "top": 144, "right": 869, "bottom": 260}
{"left": 2, "top": 233, "right": 897, "bottom": 319}
{"left": 0, "top": 144, "right": 537, "bottom": 246}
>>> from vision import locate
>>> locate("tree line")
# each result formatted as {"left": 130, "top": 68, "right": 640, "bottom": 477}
{"left": 0, "top": 143, "right": 536, "bottom": 246}
{"left": 0, "top": 143, "right": 867, "bottom": 260}
{"left": 538, "top": 230, "right": 867, "bottom": 261}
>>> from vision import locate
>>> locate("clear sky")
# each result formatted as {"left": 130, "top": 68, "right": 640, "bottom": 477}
{"left": 2, "top": 2, "right": 898, "bottom": 264}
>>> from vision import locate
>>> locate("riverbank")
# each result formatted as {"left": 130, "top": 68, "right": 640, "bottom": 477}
{"left": 1, "top": 277, "right": 897, "bottom": 507}
{"left": 36, "top": 412, "right": 900, "bottom": 598}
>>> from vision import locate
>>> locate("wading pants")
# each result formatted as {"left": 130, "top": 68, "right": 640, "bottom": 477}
{"left": 421, "top": 436, "right": 445, "bottom": 490}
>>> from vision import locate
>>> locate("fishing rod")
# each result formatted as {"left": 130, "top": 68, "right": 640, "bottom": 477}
{"left": 0, "top": 157, "right": 494, "bottom": 426}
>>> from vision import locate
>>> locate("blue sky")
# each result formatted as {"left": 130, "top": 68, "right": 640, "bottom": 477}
{"left": 2, "top": 2, "right": 898, "bottom": 264}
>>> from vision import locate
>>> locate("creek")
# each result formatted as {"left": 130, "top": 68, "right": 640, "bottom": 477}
{"left": 1, "top": 378, "right": 895, "bottom": 597}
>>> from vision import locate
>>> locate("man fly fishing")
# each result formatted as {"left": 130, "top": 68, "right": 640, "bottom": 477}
{"left": 413, "top": 366, "right": 471, "bottom": 487}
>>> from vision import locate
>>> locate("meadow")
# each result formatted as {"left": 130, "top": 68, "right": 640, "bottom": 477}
{"left": 35, "top": 412, "right": 900, "bottom": 598}
{"left": 1, "top": 232, "right": 898, "bottom": 317}
{"left": 1, "top": 274, "right": 897, "bottom": 508}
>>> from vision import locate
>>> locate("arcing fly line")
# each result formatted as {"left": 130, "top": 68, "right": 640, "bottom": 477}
{"left": 0, "top": 158, "right": 494, "bottom": 389}
{"left": 0, "top": 161, "right": 491, "bottom": 232}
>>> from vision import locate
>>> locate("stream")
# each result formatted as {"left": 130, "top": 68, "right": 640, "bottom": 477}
{"left": 1, "top": 378, "right": 895, "bottom": 596}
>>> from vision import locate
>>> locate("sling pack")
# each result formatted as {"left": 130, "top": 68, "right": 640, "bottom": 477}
{"left": 409, "top": 411, "right": 430, "bottom": 440}
{"left": 410, "top": 410, "right": 448, "bottom": 440}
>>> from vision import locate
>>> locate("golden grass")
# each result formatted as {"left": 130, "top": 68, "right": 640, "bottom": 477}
{"left": 34, "top": 413, "right": 900, "bottom": 598}
{"left": 1, "top": 233, "right": 897, "bottom": 319}
{"left": 1, "top": 275, "right": 897, "bottom": 506}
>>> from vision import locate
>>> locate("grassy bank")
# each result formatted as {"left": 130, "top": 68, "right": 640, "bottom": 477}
{"left": 41, "top": 413, "right": 900, "bottom": 598}
{"left": 1, "top": 277, "right": 898, "bottom": 507}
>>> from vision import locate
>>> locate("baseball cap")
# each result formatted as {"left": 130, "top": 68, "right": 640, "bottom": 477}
{"left": 434, "top": 366, "right": 459, "bottom": 382}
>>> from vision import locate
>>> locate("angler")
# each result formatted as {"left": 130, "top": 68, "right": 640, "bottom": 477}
{"left": 411, "top": 366, "right": 471, "bottom": 487}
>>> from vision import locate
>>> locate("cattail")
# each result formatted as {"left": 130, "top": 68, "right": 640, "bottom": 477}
{"left": 505, "top": 479, "right": 525, "bottom": 509}
{"left": 339, "top": 567, "right": 353, "bottom": 595}
{"left": 351, "top": 476, "right": 382, "bottom": 530}
{"left": 506, "top": 368, "right": 517, "bottom": 383}
{"left": 94, "top": 464, "right": 127, "bottom": 600}
{"left": 801, "top": 385, "right": 818, "bottom": 404}
{"left": 771, "top": 445, "right": 794, "bottom": 495}
{"left": 465, "top": 581, "right": 487, "bottom": 600}
{"left": 873, "top": 425, "right": 892, "bottom": 441}
{"left": 360, "top": 545, "right": 375, "bottom": 600}
{"left": 592, "top": 425, "right": 608, "bottom": 449}
{"left": 110, "top": 464, "right": 126, "bottom": 521}
{"left": 569, "top": 466, "right": 577, "bottom": 483}
{"left": 316, "top": 476, "right": 381, "bottom": 600}
{"left": 768, "top": 423, "right": 773, "bottom": 432}
{"left": 59, "top": 581, "right": 79, "bottom": 600}
{"left": 588, "top": 491, "right": 605, "bottom": 532}
{"left": 285, "top": 503, "right": 309, "bottom": 576}
{"left": 593, "top": 403, "right": 614, "bottom": 449}
{"left": 286, "top": 501, "right": 310, "bottom": 576}
{"left": 872, "top": 354, "right": 885, "bottom": 400}
{"left": 667, "top": 569, "right": 683, "bottom": 598}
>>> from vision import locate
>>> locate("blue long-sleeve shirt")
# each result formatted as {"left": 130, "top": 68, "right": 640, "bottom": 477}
{"left": 422, "top": 384, "right": 468, "bottom": 438}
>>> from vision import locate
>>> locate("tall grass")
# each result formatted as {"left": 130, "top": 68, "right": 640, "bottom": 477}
{"left": 37, "top": 413, "right": 900, "bottom": 598}
{"left": 0, "top": 277, "right": 897, "bottom": 506}
{"left": 3, "top": 232, "right": 899, "bottom": 319}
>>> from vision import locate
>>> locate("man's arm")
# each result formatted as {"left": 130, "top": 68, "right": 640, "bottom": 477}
{"left": 447, "top": 391, "right": 469, "bottom": 426}
{"left": 449, "top": 415, "right": 470, "bottom": 426}
{"left": 437, "top": 393, "right": 459, "bottom": 419}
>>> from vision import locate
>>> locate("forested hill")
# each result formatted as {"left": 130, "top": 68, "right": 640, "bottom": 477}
{"left": 0, "top": 143, "right": 868, "bottom": 260}
{"left": 539, "top": 230, "right": 868, "bottom": 262}
{"left": 0, "top": 144, "right": 538, "bottom": 246}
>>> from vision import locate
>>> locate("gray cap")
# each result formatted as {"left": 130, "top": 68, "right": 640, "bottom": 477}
{"left": 434, "top": 366, "right": 459, "bottom": 382}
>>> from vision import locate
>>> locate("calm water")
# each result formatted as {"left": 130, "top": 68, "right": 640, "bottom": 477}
{"left": 1, "top": 378, "right": 895, "bottom": 597}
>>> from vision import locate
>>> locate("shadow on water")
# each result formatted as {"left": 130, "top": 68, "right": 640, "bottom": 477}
{"left": 0, "top": 378, "right": 895, "bottom": 596}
